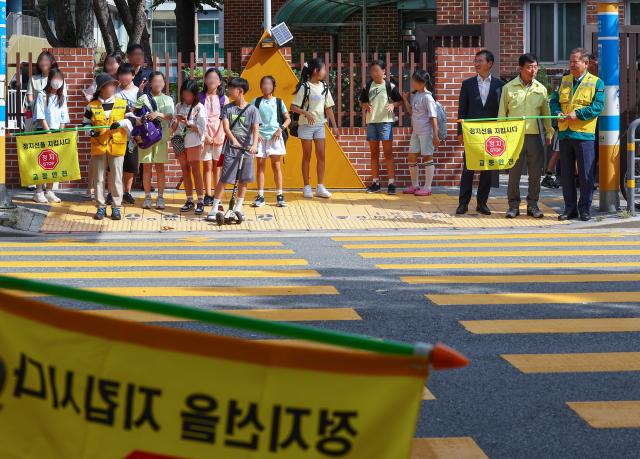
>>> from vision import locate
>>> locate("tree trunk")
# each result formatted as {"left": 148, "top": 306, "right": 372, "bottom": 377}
{"left": 140, "top": 26, "right": 153, "bottom": 65}
{"left": 114, "top": 0, "right": 152, "bottom": 63}
{"left": 175, "top": 0, "right": 196, "bottom": 60}
{"left": 93, "top": 0, "right": 123, "bottom": 55}
{"left": 51, "top": 0, "right": 77, "bottom": 46}
{"left": 75, "top": 0, "right": 96, "bottom": 48}
{"left": 33, "top": 0, "right": 64, "bottom": 47}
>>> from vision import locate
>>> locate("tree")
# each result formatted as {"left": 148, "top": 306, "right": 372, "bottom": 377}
{"left": 152, "top": 0, "right": 222, "bottom": 59}
{"left": 33, "top": 0, "right": 96, "bottom": 48}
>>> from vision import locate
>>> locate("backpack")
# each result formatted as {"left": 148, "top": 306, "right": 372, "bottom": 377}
{"left": 289, "top": 81, "right": 329, "bottom": 137}
{"left": 360, "top": 80, "right": 402, "bottom": 104}
{"left": 199, "top": 92, "right": 226, "bottom": 112}
{"left": 131, "top": 93, "right": 163, "bottom": 150}
{"left": 434, "top": 100, "right": 448, "bottom": 142}
{"left": 254, "top": 96, "right": 288, "bottom": 144}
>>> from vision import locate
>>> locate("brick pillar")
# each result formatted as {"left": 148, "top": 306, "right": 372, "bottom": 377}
{"left": 241, "top": 47, "right": 293, "bottom": 69}
{"left": 433, "top": 47, "right": 479, "bottom": 187}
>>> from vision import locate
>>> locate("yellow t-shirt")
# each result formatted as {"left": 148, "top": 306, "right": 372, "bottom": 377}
{"left": 292, "top": 81, "right": 335, "bottom": 126}
{"left": 365, "top": 81, "right": 399, "bottom": 124}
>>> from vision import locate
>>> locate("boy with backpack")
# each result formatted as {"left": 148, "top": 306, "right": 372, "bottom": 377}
{"left": 360, "top": 60, "right": 403, "bottom": 194}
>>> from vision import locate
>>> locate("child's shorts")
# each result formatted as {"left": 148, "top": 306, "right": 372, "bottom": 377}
{"left": 257, "top": 136, "right": 286, "bottom": 158}
{"left": 185, "top": 145, "right": 203, "bottom": 162}
{"left": 123, "top": 141, "right": 139, "bottom": 173}
{"left": 220, "top": 147, "right": 255, "bottom": 184}
{"left": 202, "top": 144, "right": 223, "bottom": 161}
{"left": 298, "top": 123, "right": 325, "bottom": 140}
{"left": 367, "top": 122, "right": 393, "bottom": 141}
{"left": 409, "top": 133, "right": 435, "bottom": 156}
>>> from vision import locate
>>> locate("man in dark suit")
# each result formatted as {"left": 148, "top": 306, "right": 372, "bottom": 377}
{"left": 456, "top": 50, "right": 505, "bottom": 215}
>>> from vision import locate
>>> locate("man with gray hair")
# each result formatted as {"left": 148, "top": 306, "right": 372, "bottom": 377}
{"left": 550, "top": 47, "right": 605, "bottom": 221}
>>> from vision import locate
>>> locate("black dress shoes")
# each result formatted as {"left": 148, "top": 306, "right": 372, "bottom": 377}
{"left": 476, "top": 203, "right": 491, "bottom": 215}
{"left": 580, "top": 212, "right": 591, "bottom": 221}
{"left": 456, "top": 204, "right": 468, "bottom": 215}
{"left": 558, "top": 212, "right": 579, "bottom": 221}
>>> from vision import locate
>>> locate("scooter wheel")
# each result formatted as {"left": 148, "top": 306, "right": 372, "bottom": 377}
{"left": 215, "top": 213, "right": 224, "bottom": 226}
{"left": 235, "top": 211, "right": 245, "bottom": 223}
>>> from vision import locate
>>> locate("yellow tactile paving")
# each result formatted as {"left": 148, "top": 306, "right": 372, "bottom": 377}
{"left": 502, "top": 352, "right": 640, "bottom": 373}
{"left": 461, "top": 318, "right": 640, "bottom": 334}
{"left": 411, "top": 437, "right": 488, "bottom": 459}
{"left": 567, "top": 401, "right": 640, "bottom": 428}
{"left": 22, "top": 191, "right": 567, "bottom": 233}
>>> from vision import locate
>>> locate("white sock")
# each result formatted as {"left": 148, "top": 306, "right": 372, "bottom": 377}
{"left": 257, "top": 190, "right": 264, "bottom": 197}
{"left": 277, "top": 189, "right": 283, "bottom": 195}
{"left": 213, "top": 199, "right": 221, "bottom": 210}
{"left": 409, "top": 163, "right": 419, "bottom": 187}
{"left": 234, "top": 197, "right": 244, "bottom": 211}
{"left": 388, "top": 178, "right": 395, "bottom": 185}
{"left": 424, "top": 161, "right": 435, "bottom": 191}
{"left": 372, "top": 177, "right": 380, "bottom": 184}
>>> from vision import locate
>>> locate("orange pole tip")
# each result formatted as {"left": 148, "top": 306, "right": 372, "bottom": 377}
{"left": 430, "top": 342, "right": 469, "bottom": 370}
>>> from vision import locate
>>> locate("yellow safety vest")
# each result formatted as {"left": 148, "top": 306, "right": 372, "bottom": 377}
{"left": 89, "top": 98, "right": 128, "bottom": 156}
{"left": 557, "top": 72, "right": 600, "bottom": 134}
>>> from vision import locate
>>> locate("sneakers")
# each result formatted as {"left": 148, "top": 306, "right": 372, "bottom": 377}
{"left": 94, "top": 207, "right": 107, "bottom": 220}
{"left": 195, "top": 201, "right": 205, "bottom": 215}
{"left": 156, "top": 197, "right": 165, "bottom": 210}
{"left": 33, "top": 191, "right": 48, "bottom": 203}
{"left": 111, "top": 207, "right": 122, "bottom": 220}
{"left": 123, "top": 192, "right": 136, "bottom": 205}
{"left": 403, "top": 185, "right": 419, "bottom": 194}
{"left": 180, "top": 200, "right": 195, "bottom": 212}
{"left": 316, "top": 184, "right": 332, "bottom": 198}
{"left": 142, "top": 196, "right": 152, "bottom": 209}
{"left": 45, "top": 190, "right": 61, "bottom": 203}
{"left": 541, "top": 174, "right": 557, "bottom": 189}
{"left": 367, "top": 182, "right": 381, "bottom": 193}
{"left": 414, "top": 188, "right": 432, "bottom": 196}
{"left": 253, "top": 195, "right": 266, "bottom": 207}
{"left": 206, "top": 210, "right": 218, "bottom": 222}
{"left": 203, "top": 195, "right": 214, "bottom": 206}
{"left": 106, "top": 193, "right": 113, "bottom": 205}
{"left": 303, "top": 185, "right": 313, "bottom": 199}
{"left": 387, "top": 183, "right": 396, "bottom": 195}
{"left": 277, "top": 194, "right": 286, "bottom": 207}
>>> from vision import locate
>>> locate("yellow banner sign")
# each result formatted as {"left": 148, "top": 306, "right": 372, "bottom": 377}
{"left": 0, "top": 291, "right": 428, "bottom": 459}
{"left": 16, "top": 131, "right": 81, "bottom": 186}
{"left": 462, "top": 119, "right": 526, "bottom": 171}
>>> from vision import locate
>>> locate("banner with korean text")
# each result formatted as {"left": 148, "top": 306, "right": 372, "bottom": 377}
{"left": 462, "top": 119, "right": 526, "bottom": 171}
{"left": 16, "top": 131, "right": 81, "bottom": 186}
{"left": 0, "top": 290, "right": 428, "bottom": 459}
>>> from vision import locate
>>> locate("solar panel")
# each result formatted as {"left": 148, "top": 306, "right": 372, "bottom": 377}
{"left": 270, "top": 23, "right": 293, "bottom": 47}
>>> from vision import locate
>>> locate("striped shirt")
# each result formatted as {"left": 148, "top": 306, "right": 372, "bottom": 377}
{"left": 83, "top": 96, "right": 132, "bottom": 132}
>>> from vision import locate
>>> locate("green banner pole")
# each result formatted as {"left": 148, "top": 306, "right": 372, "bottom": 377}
{"left": 12, "top": 126, "right": 112, "bottom": 137}
{"left": 459, "top": 115, "right": 563, "bottom": 123}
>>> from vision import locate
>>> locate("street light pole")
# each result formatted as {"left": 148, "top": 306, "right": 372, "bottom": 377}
{"left": 0, "top": 0, "right": 15, "bottom": 209}
{"left": 264, "top": 0, "right": 271, "bottom": 32}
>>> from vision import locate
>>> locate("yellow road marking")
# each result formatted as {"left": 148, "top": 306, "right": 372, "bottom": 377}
{"left": 428, "top": 292, "right": 640, "bottom": 306}
{"left": 28, "top": 285, "right": 338, "bottom": 297}
{"left": 411, "top": 437, "right": 488, "bottom": 459}
{"left": 346, "top": 240, "right": 640, "bottom": 249}
{"left": 403, "top": 274, "right": 640, "bottom": 284}
{"left": 0, "top": 249, "right": 294, "bottom": 256}
{"left": 502, "top": 352, "right": 640, "bottom": 373}
{"left": 0, "top": 241, "right": 283, "bottom": 248}
{"left": 5, "top": 270, "right": 321, "bottom": 279}
{"left": 1, "top": 259, "right": 309, "bottom": 268}
{"left": 360, "top": 249, "right": 640, "bottom": 259}
{"left": 378, "top": 262, "right": 640, "bottom": 270}
{"left": 567, "top": 401, "right": 640, "bottom": 428}
{"left": 334, "top": 233, "right": 624, "bottom": 242}
{"left": 84, "top": 307, "right": 361, "bottom": 322}
{"left": 461, "top": 318, "right": 640, "bottom": 334}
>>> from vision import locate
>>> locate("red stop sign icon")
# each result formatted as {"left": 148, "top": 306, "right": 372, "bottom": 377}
{"left": 484, "top": 136, "right": 506, "bottom": 157}
{"left": 38, "top": 149, "right": 59, "bottom": 170}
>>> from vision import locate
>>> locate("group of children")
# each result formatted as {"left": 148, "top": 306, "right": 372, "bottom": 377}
{"left": 26, "top": 51, "right": 443, "bottom": 222}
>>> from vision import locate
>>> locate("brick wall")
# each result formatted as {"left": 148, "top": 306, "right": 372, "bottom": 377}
{"left": 437, "top": 0, "right": 489, "bottom": 24}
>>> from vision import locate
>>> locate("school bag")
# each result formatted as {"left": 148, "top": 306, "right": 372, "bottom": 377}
{"left": 254, "top": 96, "right": 288, "bottom": 144}
{"left": 131, "top": 93, "right": 163, "bottom": 150}
{"left": 289, "top": 81, "right": 328, "bottom": 138}
{"left": 434, "top": 99, "right": 448, "bottom": 142}
{"left": 170, "top": 104, "right": 193, "bottom": 155}
{"left": 359, "top": 80, "right": 402, "bottom": 104}
{"left": 199, "top": 92, "right": 226, "bottom": 112}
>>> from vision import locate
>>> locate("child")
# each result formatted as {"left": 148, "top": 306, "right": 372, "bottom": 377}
{"left": 83, "top": 74, "right": 132, "bottom": 220}
{"left": 171, "top": 79, "right": 207, "bottom": 215}
{"left": 290, "top": 58, "right": 339, "bottom": 199}
{"left": 32, "top": 68, "right": 69, "bottom": 203}
{"left": 207, "top": 77, "right": 261, "bottom": 222}
{"left": 200, "top": 68, "right": 228, "bottom": 205}
{"left": 115, "top": 63, "right": 140, "bottom": 205}
{"left": 134, "top": 71, "right": 174, "bottom": 210}
{"left": 252, "top": 75, "right": 290, "bottom": 207}
{"left": 360, "top": 60, "right": 403, "bottom": 194}
{"left": 402, "top": 70, "right": 439, "bottom": 196}
{"left": 541, "top": 132, "right": 561, "bottom": 189}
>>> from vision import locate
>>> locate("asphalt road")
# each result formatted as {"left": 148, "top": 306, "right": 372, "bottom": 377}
{"left": 2, "top": 228, "right": 640, "bottom": 458}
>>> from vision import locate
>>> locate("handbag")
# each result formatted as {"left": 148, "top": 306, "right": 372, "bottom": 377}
{"left": 171, "top": 104, "right": 194, "bottom": 155}
{"left": 132, "top": 94, "right": 163, "bottom": 149}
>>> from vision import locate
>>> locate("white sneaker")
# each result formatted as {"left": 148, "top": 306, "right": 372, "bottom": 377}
{"left": 315, "top": 184, "right": 332, "bottom": 198}
{"left": 156, "top": 197, "right": 165, "bottom": 210}
{"left": 142, "top": 196, "right": 152, "bottom": 209}
{"left": 302, "top": 185, "right": 313, "bottom": 199}
{"left": 45, "top": 190, "right": 61, "bottom": 203}
{"left": 33, "top": 191, "right": 48, "bottom": 203}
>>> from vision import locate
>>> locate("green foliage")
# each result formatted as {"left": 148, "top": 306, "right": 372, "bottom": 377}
{"left": 536, "top": 65, "right": 554, "bottom": 94}
{"left": 151, "top": 0, "right": 222, "bottom": 11}
{"left": 169, "top": 66, "right": 238, "bottom": 100}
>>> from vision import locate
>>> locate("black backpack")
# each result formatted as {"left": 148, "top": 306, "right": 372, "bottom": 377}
{"left": 360, "top": 80, "right": 402, "bottom": 104}
{"left": 254, "top": 96, "right": 288, "bottom": 144}
{"left": 289, "top": 81, "right": 329, "bottom": 137}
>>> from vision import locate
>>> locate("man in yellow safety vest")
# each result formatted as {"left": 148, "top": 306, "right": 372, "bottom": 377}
{"left": 550, "top": 47, "right": 605, "bottom": 221}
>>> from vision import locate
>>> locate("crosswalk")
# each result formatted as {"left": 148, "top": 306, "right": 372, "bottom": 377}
{"left": 336, "top": 231, "right": 640, "bottom": 456}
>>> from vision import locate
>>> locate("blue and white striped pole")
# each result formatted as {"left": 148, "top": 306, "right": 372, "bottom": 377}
{"left": 598, "top": 0, "right": 620, "bottom": 211}
{"left": 0, "top": 0, "right": 14, "bottom": 209}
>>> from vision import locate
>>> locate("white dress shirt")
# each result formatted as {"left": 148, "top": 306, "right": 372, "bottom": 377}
{"left": 477, "top": 74, "right": 492, "bottom": 106}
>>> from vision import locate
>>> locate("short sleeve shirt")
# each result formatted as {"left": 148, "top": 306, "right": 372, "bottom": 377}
{"left": 253, "top": 97, "right": 288, "bottom": 140}
{"left": 115, "top": 85, "right": 140, "bottom": 109}
{"left": 411, "top": 90, "right": 438, "bottom": 136}
{"left": 292, "top": 82, "right": 334, "bottom": 126}
{"left": 366, "top": 81, "right": 401, "bottom": 124}
{"left": 222, "top": 103, "right": 262, "bottom": 148}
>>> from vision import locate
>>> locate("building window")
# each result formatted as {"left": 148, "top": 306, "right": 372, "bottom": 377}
{"left": 152, "top": 18, "right": 177, "bottom": 59}
{"left": 629, "top": 1, "right": 640, "bottom": 24}
{"left": 198, "top": 17, "right": 223, "bottom": 59}
{"left": 528, "top": 1, "right": 582, "bottom": 63}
